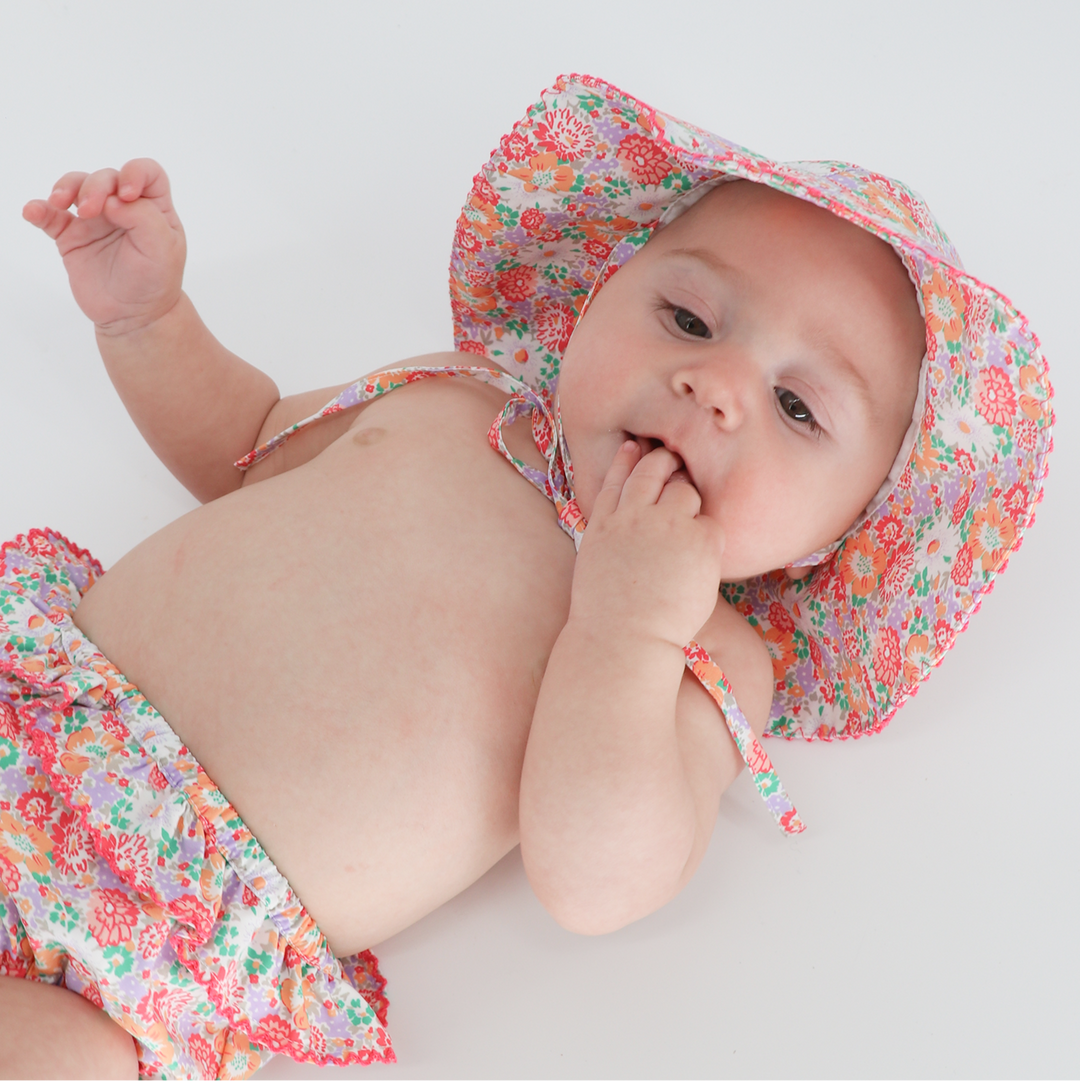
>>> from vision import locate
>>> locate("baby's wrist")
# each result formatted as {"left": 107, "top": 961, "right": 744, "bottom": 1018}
{"left": 561, "top": 611, "right": 689, "bottom": 664}
{"left": 93, "top": 291, "right": 186, "bottom": 341}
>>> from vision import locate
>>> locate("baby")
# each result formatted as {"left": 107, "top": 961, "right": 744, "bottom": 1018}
{"left": 0, "top": 75, "right": 1051, "bottom": 1079}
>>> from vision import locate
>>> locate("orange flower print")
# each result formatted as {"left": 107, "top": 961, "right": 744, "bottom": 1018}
{"left": 902, "top": 633, "right": 931, "bottom": 685}
{"left": 87, "top": 887, "right": 141, "bottom": 948}
{"left": 913, "top": 423, "right": 940, "bottom": 478}
{"left": 1018, "top": 363, "right": 1049, "bottom": 422}
{"left": 616, "top": 133, "right": 673, "bottom": 185}
{"left": 872, "top": 626, "right": 902, "bottom": 688}
{"left": 974, "top": 366, "right": 1017, "bottom": 428}
{"left": 508, "top": 153, "right": 575, "bottom": 194}
{"left": 534, "top": 108, "right": 596, "bottom": 159}
{"left": 0, "top": 809, "right": 53, "bottom": 875}
{"left": 922, "top": 270, "right": 965, "bottom": 343}
{"left": 968, "top": 499, "right": 1016, "bottom": 573}
{"left": 219, "top": 1030, "right": 263, "bottom": 1079}
{"left": 763, "top": 627, "right": 797, "bottom": 682}
{"left": 839, "top": 528, "right": 886, "bottom": 597}
{"left": 533, "top": 301, "right": 577, "bottom": 354}
{"left": 462, "top": 194, "right": 502, "bottom": 241}
{"left": 496, "top": 265, "right": 538, "bottom": 302}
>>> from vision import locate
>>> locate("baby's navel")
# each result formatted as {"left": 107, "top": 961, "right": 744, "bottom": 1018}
{"left": 352, "top": 426, "right": 386, "bottom": 447}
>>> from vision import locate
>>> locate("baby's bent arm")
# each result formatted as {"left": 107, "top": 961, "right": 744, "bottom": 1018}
{"left": 520, "top": 605, "right": 771, "bottom": 936}
{"left": 96, "top": 292, "right": 280, "bottom": 503}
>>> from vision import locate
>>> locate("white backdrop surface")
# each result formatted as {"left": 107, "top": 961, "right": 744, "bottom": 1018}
{"left": 0, "top": 2, "right": 1076, "bottom": 1077}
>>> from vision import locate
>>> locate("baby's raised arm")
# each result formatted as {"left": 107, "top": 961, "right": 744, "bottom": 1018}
{"left": 23, "top": 160, "right": 279, "bottom": 502}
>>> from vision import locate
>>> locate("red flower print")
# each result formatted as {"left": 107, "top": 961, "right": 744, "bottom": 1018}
{"left": 49, "top": 809, "right": 93, "bottom": 876}
{"left": 0, "top": 700, "right": 19, "bottom": 740}
{"left": 0, "top": 947, "right": 29, "bottom": 978}
{"left": 1002, "top": 480, "right": 1030, "bottom": 523}
{"left": 137, "top": 920, "right": 170, "bottom": 959}
{"left": 499, "top": 129, "right": 535, "bottom": 163}
{"left": 745, "top": 739, "right": 771, "bottom": 775}
{"left": 464, "top": 267, "right": 494, "bottom": 288}
{"left": 951, "top": 543, "right": 973, "bottom": 586}
{"left": 253, "top": 1015, "right": 303, "bottom": 1055}
{"left": 768, "top": 602, "right": 795, "bottom": 635}
{"left": 99, "top": 709, "right": 129, "bottom": 742}
{"left": 519, "top": 207, "right": 546, "bottom": 233}
{"left": 189, "top": 1033, "right": 219, "bottom": 1079}
{"left": 584, "top": 238, "right": 612, "bottom": 260}
{"left": 533, "top": 302, "right": 577, "bottom": 354}
{"left": 81, "top": 981, "right": 104, "bottom": 1009}
{"left": 953, "top": 447, "right": 975, "bottom": 475}
{"left": 0, "top": 855, "right": 20, "bottom": 893}
{"left": 951, "top": 487, "right": 970, "bottom": 526}
{"left": 166, "top": 894, "right": 214, "bottom": 940}
{"left": 873, "top": 513, "right": 904, "bottom": 548}
{"left": 242, "top": 884, "right": 259, "bottom": 907}
{"left": 87, "top": 887, "right": 141, "bottom": 948}
{"left": 933, "top": 619, "right": 954, "bottom": 654}
{"left": 207, "top": 962, "right": 242, "bottom": 1010}
{"left": 534, "top": 108, "right": 596, "bottom": 160}
{"left": 15, "top": 789, "right": 56, "bottom": 831}
{"left": 148, "top": 765, "right": 169, "bottom": 791}
{"left": 616, "top": 134, "right": 672, "bottom": 185}
{"left": 880, "top": 540, "right": 915, "bottom": 603}
{"left": 1014, "top": 417, "right": 1038, "bottom": 453}
{"left": 872, "top": 626, "right": 902, "bottom": 688}
{"left": 462, "top": 194, "right": 502, "bottom": 240}
{"left": 456, "top": 339, "right": 487, "bottom": 357}
{"left": 470, "top": 174, "right": 499, "bottom": 207}
{"left": 26, "top": 533, "right": 58, "bottom": 559}
{"left": 496, "top": 265, "right": 538, "bottom": 302}
{"left": 808, "top": 636, "right": 823, "bottom": 669}
{"left": 137, "top": 985, "right": 195, "bottom": 1029}
{"left": 974, "top": 366, "right": 1017, "bottom": 428}
{"left": 453, "top": 216, "right": 482, "bottom": 254}
{"left": 96, "top": 831, "right": 152, "bottom": 894}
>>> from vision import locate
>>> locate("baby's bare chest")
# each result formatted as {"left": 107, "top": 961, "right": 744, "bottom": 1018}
{"left": 74, "top": 385, "right": 577, "bottom": 950}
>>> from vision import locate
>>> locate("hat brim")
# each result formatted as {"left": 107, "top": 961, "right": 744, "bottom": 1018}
{"left": 449, "top": 73, "right": 1055, "bottom": 741}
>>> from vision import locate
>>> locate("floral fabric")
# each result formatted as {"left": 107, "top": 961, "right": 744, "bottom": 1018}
{"left": 0, "top": 529, "right": 394, "bottom": 1078}
{"left": 446, "top": 73, "right": 1055, "bottom": 745}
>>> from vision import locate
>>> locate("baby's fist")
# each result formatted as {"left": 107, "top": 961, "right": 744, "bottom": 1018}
{"left": 23, "top": 159, "right": 186, "bottom": 336}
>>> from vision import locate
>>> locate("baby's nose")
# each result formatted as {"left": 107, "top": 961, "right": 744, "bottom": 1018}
{"left": 672, "top": 360, "right": 750, "bottom": 430}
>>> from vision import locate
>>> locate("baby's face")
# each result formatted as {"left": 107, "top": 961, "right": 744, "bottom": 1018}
{"left": 557, "top": 180, "right": 927, "bottom": 581}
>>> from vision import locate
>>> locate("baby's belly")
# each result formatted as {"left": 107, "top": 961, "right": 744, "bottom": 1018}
{"left": 72, "top": 387, "right": 575, "bottom": 955}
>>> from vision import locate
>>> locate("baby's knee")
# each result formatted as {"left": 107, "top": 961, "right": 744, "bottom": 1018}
{"left": 0, "top": 976, "right": 138, "bottom": 1080}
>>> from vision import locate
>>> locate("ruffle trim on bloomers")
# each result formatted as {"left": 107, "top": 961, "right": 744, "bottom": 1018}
{"left": 0, "top": 528, "right": 394, "bottom": 1077}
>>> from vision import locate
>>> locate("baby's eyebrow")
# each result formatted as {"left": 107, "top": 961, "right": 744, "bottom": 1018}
{"left": 800, "top": 326, "right": 875, "bottom": 419}
{"left": 662, "top": 246, "right": 744, "bottom": 282}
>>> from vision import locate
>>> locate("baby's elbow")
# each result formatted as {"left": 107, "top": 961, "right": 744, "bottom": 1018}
{"left": 525, "top": 863, "right": 678, "bottom": 937}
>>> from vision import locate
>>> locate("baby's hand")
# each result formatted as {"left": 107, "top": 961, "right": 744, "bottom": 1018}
{"left": 570, "top": 442, "right": 725, "bottom": 649}
{"left": 22, "top": 159, "right": 186, "bottom": 336}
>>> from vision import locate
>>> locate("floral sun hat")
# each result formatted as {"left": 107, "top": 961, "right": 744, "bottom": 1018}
{"left": 449, "top": 73, "right": 1055, "bottom": 744}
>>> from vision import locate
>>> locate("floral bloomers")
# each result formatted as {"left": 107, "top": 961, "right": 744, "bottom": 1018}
{"left": 0, "top": 529, "right": 393, "bottom": 1079}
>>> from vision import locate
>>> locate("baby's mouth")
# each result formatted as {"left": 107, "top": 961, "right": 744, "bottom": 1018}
{"left": 624, "top": 431, "right": 693, "bottom": 485}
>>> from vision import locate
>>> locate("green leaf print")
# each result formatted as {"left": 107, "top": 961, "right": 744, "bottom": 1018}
{"left": 0, "top": 737, "right": 17, "bottom": 770}
{"left": 102, "top": 944, "right": 135, "bottom": 978}
{"left": 109, "top": 797, "right": 135, "bottom": 832}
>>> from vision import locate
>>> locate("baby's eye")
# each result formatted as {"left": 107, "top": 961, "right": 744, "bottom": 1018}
{"left": 776, "top": 388, "right": 820, "bottom": 433}
{"left": 673, "top": 307, "right": 710, "bottom": 338}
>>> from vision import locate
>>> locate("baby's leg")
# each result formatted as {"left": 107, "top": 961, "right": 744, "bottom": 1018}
{"left": 0, "top": 977, "right": 138, "bottom": 1080}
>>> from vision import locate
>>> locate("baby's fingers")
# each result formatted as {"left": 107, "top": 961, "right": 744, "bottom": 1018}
{"left": 46, "top": 171, "right": 89, "bottom": 210}
{"left": 591, "top": 440, "right": 641, "bottom": 519}
{"left": 22, "top": 198, "right": 76, "bottom": 240}
{"left": 656, "top": 470, "right": 702, "bottom": 516}
{"left": 116, "top": 159, "right": 171, "bottom": 203}
{"left": 74, "top": 168, "right": 121, "bottom": 219}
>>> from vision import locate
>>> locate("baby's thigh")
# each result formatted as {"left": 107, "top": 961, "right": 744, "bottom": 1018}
{"left": 0, "top": 976, "right": 138, "bottom": 1080}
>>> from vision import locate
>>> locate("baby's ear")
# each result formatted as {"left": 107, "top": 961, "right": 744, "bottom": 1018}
{"left": 784, "top": 566, "right": 813, "bottom": 580}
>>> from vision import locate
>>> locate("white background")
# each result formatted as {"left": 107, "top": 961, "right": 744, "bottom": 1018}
{"left": 1, "top": 2, "right": 1076, "bottom": 1077}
